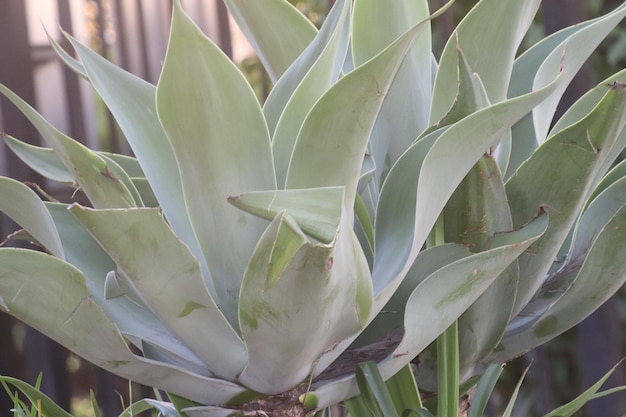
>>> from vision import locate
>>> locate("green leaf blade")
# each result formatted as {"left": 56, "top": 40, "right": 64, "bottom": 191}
{"left": 156, "top": 0, "right": 276, "bottom": 328}
{"left": 69, "top": 206, "right": 247, "bottom": 381}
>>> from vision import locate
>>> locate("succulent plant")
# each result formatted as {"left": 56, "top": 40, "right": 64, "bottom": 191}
{"left": 1, "top": 0, "right": 626, "bottom": 416}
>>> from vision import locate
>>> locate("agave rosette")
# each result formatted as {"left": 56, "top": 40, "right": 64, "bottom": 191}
{"left": 1, "top": 0, "right": 626, "bottom": 415}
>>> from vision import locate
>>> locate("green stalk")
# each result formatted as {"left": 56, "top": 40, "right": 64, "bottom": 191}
{"left": 437, "top": 321, "right": 459, "bottom": 417}
{"left": 430, "top": 215, "right": 460, "bottom": 417}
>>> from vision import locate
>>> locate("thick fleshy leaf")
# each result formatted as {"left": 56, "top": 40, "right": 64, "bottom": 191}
{"left": 506, "top": 22, "right": 595, "bottom": 178}
{"left": 569, "top": 176, "right": 626, "bottom": 272}
{"left": 224, "top": 0, "right": 317, "bottom": 83}
{"left": 0, "top": 249, "right": 247, "bottom": 404}
{"left": 584, "top": 157, "right": 626, "bottom": 210}
{"left": 4, "top": 135, "right": 75, "bottom": 183}
{"left": 4, "top": 135, "right": 147, "bottom": 185}
{"left": 490, "top": 203, "right": 626, "bottom": 363}
{"left": 5, "top": 135, "right": 142, "bottom": 208}
{"left": 238, "top": 211, "right": 372, "bottom": 394}
{"left": 395, "top": 212, "right": 544, "bottom": 386}
{"left": 285, "top": 11, "right": 436, "bottom": 215}
{"left": 100, "top": 152, "right": 144, "bottom": 177}
{"left": 429, "top": 0, "right": 541, "bottom": 123}
{"left": 228, "top": 187, "right": 344, "bottom": 244}
{"left": 352, "top": 0, "right": 432, "bottom": 183}
{"left": 66, "top": 34, "right": 216, "bottom": 301}
{"left": 531, "top": 2, "right": 626, "bottom": 143}
{"left": 422, "top": 46, "right": 490, "bottom": 138}
{"left": 309, "top": 212, "right": 548, "bottom": 408}
{"left": 45, "top": 203, "right": 211, "bottom": 377}
{"left": 0, "top": 85, "right": 135, "bottom": 209}
{"left": 263, "top": 0, "right": 347, "bottom": 134}
{"left": 503, "top": 174, "right": 626, "bottom": 340}
{"left": 373, "top": 130, "right": 441, "bottom": 295}
{"left": 269, "top": 0, "right": 350, "bottom": 186}
{"left": 98, "top": 154, "right": 144, "bottom": 207}
{"left": 550, "top": 70, "right": 626, "bottom": 188}
{"left": 46, "top": 30, "right": 87, "bottom": 78}
{"left": 69, "top": 205, "right": 247, "bottom": 380}
{"left": 373, "top": 71, "right": 564, "bottom": 310}
{"left": 156, "top": 0, "right": 276, "bottom": 328}
{"left": 443, "top": 156, "right": 517, "bottom": 379}
{"left": 506, "top": 83, "right": 626, "bottom": 317}
{"left": 354, "top": 243, "right": 471, "bottom": 348}
{"left": 0, "top": 177, "right": 64, "bottom": 258}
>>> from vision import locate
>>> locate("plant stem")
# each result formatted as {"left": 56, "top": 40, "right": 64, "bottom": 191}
{"left": 431, "top": 214, "right": 460, "bottom": 417}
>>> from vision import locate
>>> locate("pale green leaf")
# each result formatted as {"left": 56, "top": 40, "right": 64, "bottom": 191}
{"left": 129, "top": 177, "right": 158, "bottom": 207}
{"left": 46, "top": 29, "right": 87, "bottom": 77}
{"left": 505, "top": 23, "right": 587, "bottom": 178}
{"left": 430, "top": 0, "right": 541, "bottom": 123}
{"left": 285, "top": 12, "right": 435, "bottom": 216}
{"left": 352, "top": 0, "right": 432, "bottom": 183}
{"left": 99, "top": 152, "right": 144, "bottom": 177}
{"left": 491, "top": 203, "right": 626, "bottom": 362}
{"left": 66, "top": 34, "right": 216, "bottom": 301}
{"left": 355, "top": 243, "right": 471, "bottom": 348}
{"left": 69, "top": 205, "right": 247, "bottom": 381}
{"left": 0, "top": 177, "right": 64, "bottom": 258}
{"left": 354, "top": 192, "right": 375, "bottom": 253}
{"left": 4, "top": 135, "right": 75, "bottom": 183}
{"left": 506, "top": 84, "right": 626, "bottom": 317}
{"left": 0, "top": 249, "right": 247, "bottom": 404}
{"left": 269, "top": 0, "right": 350, "bottom": 186}
{"left": 228, "top": 187, "right": 344, "bottom": 244}
{"left": 532, "top": 2, "right": 626, "bottom": 143}
{"left": 584, "top": 156, "right": 626, "bottom": 210}
{"left": 224, "top": 0, "right": 317, "bottom": 83}
{"left": 261, "top": 0, "right": 344, "bottom": 137}
{"left": 507, "top": 174, "right": 626, "bottom": 336}
{"left": 0, "top": 84, "right": 135, "bottom": 209}
{"left": 45, "top": 203, "right": 210, "bottom": 376}
{"left": 374, "top": 71, "right": 564, "bottom": 311}
{"left": 386, "top": 364, "right": 424, "bottom": 413}
{"left": 156, "top": 0, "right": 276, "bottom": 328}
{"left": 443, "top": 156, "right": 517, "bottom": 379}
{"left": 309, "top": 212, "right": 548, "bottom": 408}
{"left": 98, "top": 154, "right": 144, "bottom": 207}
{"left": 373, "top": 130, "right": 441, "bottom": 295}
{"left": 423, "top": 46, "right": 491, "bottom": 137}
{"left": 386, "top": 211, "right": 547, "bottom": 377}
{"left": 238, "top": 210, "right": 372, "bottom": 394}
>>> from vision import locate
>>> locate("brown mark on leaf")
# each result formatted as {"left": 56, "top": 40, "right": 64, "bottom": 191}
{"left": 101, "top": 166, "right": 121, "bottom": 183}
{"left": 607, "top": 81, "right": 626, "bottom": 91}
{"left": 326, "top": 257, "right": 334, "bottom": 270}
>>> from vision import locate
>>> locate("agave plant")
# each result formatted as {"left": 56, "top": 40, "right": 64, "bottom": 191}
{"left": 1, "top": 0, "right": 626, "bottom": 416}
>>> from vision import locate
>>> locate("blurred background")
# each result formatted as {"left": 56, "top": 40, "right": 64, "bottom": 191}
{"left": 0, "top": 0, "right": 625, "bottom": 416}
